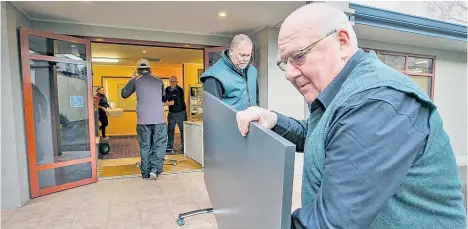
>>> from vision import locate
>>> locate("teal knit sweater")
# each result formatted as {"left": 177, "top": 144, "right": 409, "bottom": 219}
{"left": 302, "top": 51, "right": 466, "bottom": 228}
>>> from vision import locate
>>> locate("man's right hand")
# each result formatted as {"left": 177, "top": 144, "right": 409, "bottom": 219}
{"left": 132, "top": 71, "right": 141, "bottom": 80}
{"left": 236, "top": 106, "right": 278, "bottom": 136}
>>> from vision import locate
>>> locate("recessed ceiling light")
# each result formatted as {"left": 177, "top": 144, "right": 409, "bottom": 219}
{"left": 143, "top": 50, "right": 147, "bottom": 53}
{"left": 218, "top": 12, "right": 227, "bottom": 17}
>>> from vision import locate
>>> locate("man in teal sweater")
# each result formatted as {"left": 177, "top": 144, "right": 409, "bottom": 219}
{"left": 236, "top": 3, "right": 466, "bottom": 229}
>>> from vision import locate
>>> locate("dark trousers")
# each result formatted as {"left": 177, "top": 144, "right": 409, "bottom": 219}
{"left": 136, "top": 124, "right": 167, "bottom": 178}
{"left": 167, "top": 110, "right": 187, "bottom": 150}
{"left": 98, "top": 110, "right": 108, "bottom": 138}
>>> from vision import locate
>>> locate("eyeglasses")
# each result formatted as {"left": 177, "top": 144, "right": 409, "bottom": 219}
{"left": 277, "top": 29, "right": 337, "bottom": 71}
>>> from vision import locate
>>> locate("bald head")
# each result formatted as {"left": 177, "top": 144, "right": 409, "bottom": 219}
{"left": 277, "top": 3, "right": 360, "bottom": 104}
{"left": 279, "top": 3, "right": 357, "bottom": 51}
{"left": 169, "top": 76, "right": 178, "bottom": 88}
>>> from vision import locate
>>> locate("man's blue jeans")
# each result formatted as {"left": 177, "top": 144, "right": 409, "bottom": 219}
{"left": 136, "top": 124, "right": 167, "bottom": 178}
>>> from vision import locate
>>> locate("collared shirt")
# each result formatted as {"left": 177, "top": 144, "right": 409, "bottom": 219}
{"left": 272, "top": 49, "right": 431, "bottom": 228}
{"left": 165, "top": 85, "right": 186, "bottom": 113}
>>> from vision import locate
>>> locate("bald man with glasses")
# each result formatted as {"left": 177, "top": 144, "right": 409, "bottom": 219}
{"left": 236, "top": 3, "right": 466, "bottom": 229}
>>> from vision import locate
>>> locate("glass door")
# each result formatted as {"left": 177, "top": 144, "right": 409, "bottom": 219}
{"left": 20, "top": 28, "right": 97, "bottom": 198}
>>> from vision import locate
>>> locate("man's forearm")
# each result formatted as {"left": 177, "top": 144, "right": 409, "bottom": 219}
{"left": 121, "top": 78, "right": 136, "bottom": 98}
{"left": 272, "top": 113, "right": 307, "bottom": 152}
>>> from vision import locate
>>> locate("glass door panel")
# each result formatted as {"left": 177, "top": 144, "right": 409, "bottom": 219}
{"left": 20, "top": 28, "right": 96, "bottom": 197}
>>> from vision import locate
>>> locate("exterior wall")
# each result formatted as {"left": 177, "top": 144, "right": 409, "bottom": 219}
{"left": 358, "top": 38, "right": 467, "bottom": 167}
{"left": 31, "top": 21, "right": 232, "bottom": 47}
{"left": 1, "top": 1, "right": 32, "bottom": 210}
{"left": 250, "top": 27, "right": 269, "bottom": 108}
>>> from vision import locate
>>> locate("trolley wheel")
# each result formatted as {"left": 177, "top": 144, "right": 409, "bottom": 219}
{"left": 176, "top": 218, "right": 185, "bottom": 226}
{"left": 99, "top": 142, "right": 110, "bottom": 155}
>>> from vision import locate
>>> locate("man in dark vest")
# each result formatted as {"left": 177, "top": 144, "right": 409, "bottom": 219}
{"left": 200, "top": 34, "right": 259, "bottom": 111}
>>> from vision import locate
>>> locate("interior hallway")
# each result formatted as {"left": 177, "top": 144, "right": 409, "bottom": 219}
{"left": 1, "top": 171, "right": 303, "bottom": 229}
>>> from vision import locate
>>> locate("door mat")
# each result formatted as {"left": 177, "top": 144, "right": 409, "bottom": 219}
{"left": 99, "top": 157, "right": 202, "bottom": 178}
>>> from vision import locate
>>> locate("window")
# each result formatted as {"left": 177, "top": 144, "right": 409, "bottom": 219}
{"left": 363, "top": 48, "right": 435, "bottom": 98}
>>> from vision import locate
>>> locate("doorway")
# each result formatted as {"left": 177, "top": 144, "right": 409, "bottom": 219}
{"left": 91, "top": 42, "right": 205, "bottom": 178}
{"left": 20, "top": 27, "right": 226, "bottom": 197}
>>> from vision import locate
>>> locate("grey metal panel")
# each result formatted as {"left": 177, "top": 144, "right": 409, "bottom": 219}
{"left": 203, "top": 92, "right": 296, "bottom": 229}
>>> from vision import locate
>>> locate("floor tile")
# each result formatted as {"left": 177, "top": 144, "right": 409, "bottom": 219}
{"left": 1, "top": 208, "right": 17, "bottom": 224}
{"left": 106, "top": 219, "right": 142, "bottom": 229}
{"left": 1, "top": 221, "right": 38, "bottom": 229}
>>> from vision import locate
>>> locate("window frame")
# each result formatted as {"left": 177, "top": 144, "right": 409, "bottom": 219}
{"left": 362, "top": 48, "right": 436, "bottom": 99}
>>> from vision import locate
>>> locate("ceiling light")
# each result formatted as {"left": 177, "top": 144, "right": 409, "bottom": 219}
{"left": 92, "top": 58, "right": 119, "bottom": 63}
{"left": 218, "top": 12, "right": 227, "bottom": 17}
{"left": 184, "top": 44, "right": 191, "bottom": 47}
{"left": 143, "top": 50, "right": 147, "bottom": 53}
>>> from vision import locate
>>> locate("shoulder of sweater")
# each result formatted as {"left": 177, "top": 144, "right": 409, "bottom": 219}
{"left": 335, "top": 87, "right": 430, "bottom": 131}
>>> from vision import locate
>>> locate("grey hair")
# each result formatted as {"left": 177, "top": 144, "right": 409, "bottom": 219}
{"left": 230, "top": 34, "right": 253, "bottom": 49}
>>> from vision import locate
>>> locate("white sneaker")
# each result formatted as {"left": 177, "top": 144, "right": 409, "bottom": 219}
{"left": 149, "top": 172, "right": 158, "bottom": 180}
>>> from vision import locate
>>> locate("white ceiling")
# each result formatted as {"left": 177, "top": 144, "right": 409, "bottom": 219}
{"left": 91, "top": 43, "right": 203, "bottom": 66}
{"left": 12, "top": 1, "right": 305, "bottom": 36}
{"left": 355, "top": 24, "right": 468, "bottom": 53}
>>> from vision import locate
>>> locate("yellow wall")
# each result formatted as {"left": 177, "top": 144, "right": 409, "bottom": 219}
{"left": 183, "top": 63, "right": 204, "bottom": 121}
{"left": 93, "top": 64, "right": 183, "bottom": 136}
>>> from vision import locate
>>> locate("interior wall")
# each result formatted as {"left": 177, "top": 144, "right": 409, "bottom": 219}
{"left": 1, "top": 1, "right": 32, "bottom": 209}
{"left": 92, "top": 64, "right": 183, "bottom": 136}
{"left": 358, "top": 38, "right": 468, "bottom": 167}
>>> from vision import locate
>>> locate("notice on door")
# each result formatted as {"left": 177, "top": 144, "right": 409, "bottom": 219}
{"left": 70, "top": 96, "right": 84, "bottom": 108}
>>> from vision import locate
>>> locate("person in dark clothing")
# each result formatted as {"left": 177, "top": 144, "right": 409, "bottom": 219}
{"left": 95, "top": 87, "right": 111, "bottom": 140}
{"left": 165, "top": 76, "right": 187, "bottom": 153}
{"left": 200, "top": 34, "right": 259, "bottom": 111}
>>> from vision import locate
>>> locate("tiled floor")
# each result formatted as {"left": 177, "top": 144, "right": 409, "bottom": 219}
{"left": 1, "top": 171, "right": 303, "bottom": 229}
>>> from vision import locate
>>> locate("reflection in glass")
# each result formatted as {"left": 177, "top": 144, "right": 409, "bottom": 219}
{"left": 28, "top": 36, "right": 86, "bottom": 61}
{"left": 377, "top": 53, "right": 405, "bottom": 71}
{"left": 208, "top": 52, "right": 223, "bottom": 68}
{"left": 407, "top": 57, "right": 433, "bottom": 74}
{"left": 38, "top": 162, "right": 92, "bottom": 189}
{"left": 55, "top": 40, "right": 87, "bottom": 61}
{"left": 29, "top": 36, "right": 51, "bottom": 55}
{"left": 31, "top": 61, "right": 90, "bottom": 166}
